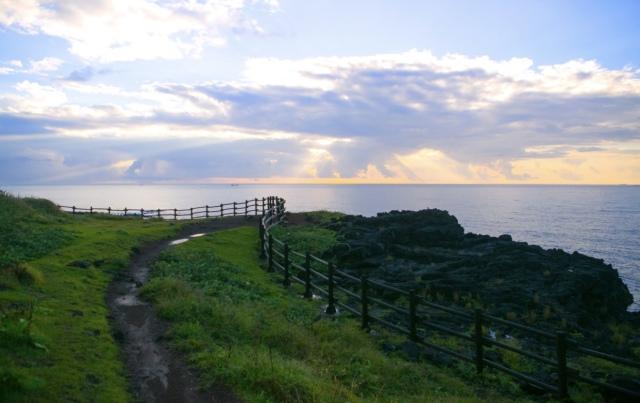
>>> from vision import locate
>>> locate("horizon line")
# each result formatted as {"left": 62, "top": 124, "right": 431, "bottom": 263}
{"left": 3, "top": 182, "right": 639, "bottom": 187}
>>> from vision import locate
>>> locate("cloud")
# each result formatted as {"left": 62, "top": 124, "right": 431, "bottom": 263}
{"left": 9, "top": 81, "right": 68, "bottom": 109}
{"left": 168, "top": 52, "right": 638, "bottom": 172}
{"left": 1, "top": 57, "right": 62, "bottom": 75}
{"left": 0, "top": 0, "right": 278, "bottom": 62}
{"left": 28, "top": 56, "right": 63, "bottom": 73}
{"left": 63, "top": 66, "right": 111, "bottom": 82}
{"left": 0, "top": 113, "right": 56, "bottom": 135}
{"left": 0, "top": 50, "right": 638, "bottom": 184}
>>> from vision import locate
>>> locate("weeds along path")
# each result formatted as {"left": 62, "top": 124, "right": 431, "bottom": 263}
{"left": 107, "top": 216, "right": 251, "bottom": 403}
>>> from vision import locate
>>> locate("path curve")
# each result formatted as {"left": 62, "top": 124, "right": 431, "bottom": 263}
{"left": 107, "top": 216, "right": 254, "bottom": 403}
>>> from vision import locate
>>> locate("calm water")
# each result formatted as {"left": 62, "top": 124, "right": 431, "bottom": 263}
{"left": 5, "top": 184, "right": 639, "bottom": 311}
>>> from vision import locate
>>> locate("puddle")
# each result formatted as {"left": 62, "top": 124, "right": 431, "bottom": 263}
{"left": 169, "top": 233, "right": 207, "bottom": 246}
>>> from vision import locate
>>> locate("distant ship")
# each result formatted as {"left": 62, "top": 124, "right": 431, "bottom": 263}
{"left": 230, "top": 183, "right": 239, "bottom": 187}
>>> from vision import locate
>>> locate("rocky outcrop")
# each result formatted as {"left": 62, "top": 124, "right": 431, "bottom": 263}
{"left": 328, "top": 209, "right": 634, "bottom": 330}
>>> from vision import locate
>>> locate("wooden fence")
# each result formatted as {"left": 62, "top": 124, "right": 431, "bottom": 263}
{"left": 57, "top": 197, "right": 275, "bottom": 220}
{"left": 59, "top": 196, "right": 640, "bottom": 399}
{"left": 259, "top": 197, "right": 640, "bottom": 400}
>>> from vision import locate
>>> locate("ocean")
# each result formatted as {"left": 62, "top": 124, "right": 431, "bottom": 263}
{"left": 5, "top": 184, "right": 639, "bottom": 311}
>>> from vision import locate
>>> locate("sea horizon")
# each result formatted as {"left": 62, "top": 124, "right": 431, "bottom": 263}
{"left": 5, "top": 183, "right": 640, "bottom": 186}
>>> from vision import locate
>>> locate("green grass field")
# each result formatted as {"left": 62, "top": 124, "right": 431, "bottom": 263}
{"left": 0, "top": 191, "right": 183, "bottom": 402}
{"left": 142, "top": 225, "right": 534, "bottom": 402}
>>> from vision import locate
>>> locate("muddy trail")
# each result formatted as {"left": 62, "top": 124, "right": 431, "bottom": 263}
{"left": 107, "top": 216, "right": 255, "bottom": 403}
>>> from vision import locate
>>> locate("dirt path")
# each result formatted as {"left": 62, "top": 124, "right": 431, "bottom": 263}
{"left": 107, "top": 216, "right": 256, "bottom": 403}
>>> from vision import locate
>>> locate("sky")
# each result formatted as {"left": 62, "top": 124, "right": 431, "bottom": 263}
{"left": 0, "top": 0, "right": 639, "bottom": 185}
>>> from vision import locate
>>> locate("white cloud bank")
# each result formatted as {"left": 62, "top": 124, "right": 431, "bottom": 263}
{"left": 244, "top": 50, "right": 640, "bottom": 104}
{"left": 0, "top": 50, "right": 639, "bottom": 184}
{"left": 0, "top": 0, "right": 278, "bottom": 62}
{"left": 0, "top": 57, "right": 63, "bottom": 75}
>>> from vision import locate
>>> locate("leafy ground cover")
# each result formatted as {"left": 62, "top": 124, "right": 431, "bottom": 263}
{"left": 142, "top": 225, "right": 534, "bottom": 402}
{"left": 270, "top": 211, "right": 342, "bottom": 256}
{"left": 0, "top": 191, "right": 183, "bottom": 402}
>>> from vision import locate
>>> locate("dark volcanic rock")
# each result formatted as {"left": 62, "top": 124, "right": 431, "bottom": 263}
{"left": 331, "top": 209, "right": 634, "bottom": 330}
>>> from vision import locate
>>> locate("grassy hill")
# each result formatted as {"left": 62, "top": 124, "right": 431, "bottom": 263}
{"left": 0, "top": 191, "right": 182, "bottom": 402}
{"left": 142, "top": 226, "right": 533, "bottom": 402}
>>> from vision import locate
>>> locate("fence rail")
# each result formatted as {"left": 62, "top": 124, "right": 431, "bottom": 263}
{"left": 57, "top": 196, "right": 278, "bottom": 220}
{"left": 259, "top": 198, "right": 640, "bottom": 400}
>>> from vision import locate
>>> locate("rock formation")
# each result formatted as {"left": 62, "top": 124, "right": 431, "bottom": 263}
{"left": 329, "top": 209, "right": 634, "bottom": 331}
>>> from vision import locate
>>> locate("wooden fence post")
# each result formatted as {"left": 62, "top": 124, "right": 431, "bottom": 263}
{"left": 283, "top": 243, "right": 291, "bottom": 287}
{"left": 268, "top": 235, "right": 274, "bottom": 272}
{"left": 409, "top": 290, "right": 418, "bottom": 341}
{"left": 233, "top": 202, "right": 237, "bottom": 216}
{"left": 174, "top": 208, "right": 177, "bottom": 220}
{"left": 220, "top": 203, "right": 224, "bottom": 217}
{"left": 361, "top": 276, "right": 369, "bottom": 329}
{"left": 90, "top": 206, "right": 93, "bottom": 214}
{"left": 206, "top": 205, "right": 209, "bottom": 218}
{"left": 259, "top": 220, "right": 265, "bottom": 258}
{"left": 157, "top": 209, "right": 161, "bottom": 218}
{"left": 325, "top": 263, "right": 337, "bottom": 314}
{"left": 557, "top": 331, "right": 568, "bottom": 398}
{"left": 124, "top": 207, "right": 128, "bottom": 216}
{"left": 254, "top": 198, "right": 258, "bottom": 216}
{"left": 72, "top": 206, "right": 76, "bottom": 214}
{"left": 475, "top": 309, "right": 485, "bottom": 375}
{"left": 141, "top": 208, "right": 144, "bottom": 219}
{"left": 108, "top": 207, "right": 111, "bottom": 215}
{"left": 245, "top": 200, "right": 248, "bottom": 216}
{"left": 304, "top": 252, "right": 312, "bottom": 299}
{"left": 262, "top": 197, "right": 265, "bottom": 214}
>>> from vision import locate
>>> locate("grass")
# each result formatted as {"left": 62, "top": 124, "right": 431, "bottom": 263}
{"left": 270, "top": 211, "right": 342, "bottom": 256}
{"left": 0, "top": 191, "right": 184, "bottom": 402}
{"left": 142, "top": 226, "right": 532, "bottom": 402}
{"left": 0, "top": 191, "right": 71, "bottom": 268}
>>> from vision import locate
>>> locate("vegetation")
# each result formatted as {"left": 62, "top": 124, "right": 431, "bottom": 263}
{"left": 142, "top": 226, "right": 532, "bottom": 402}
{"left": 0, "top": 191, "right": 71, "bottom": 268}
{"left": 270, "top": 211, "right": 342, "bottom": 256}
{"left": 0, "top": 191, "right": 183, "bottom": 402}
